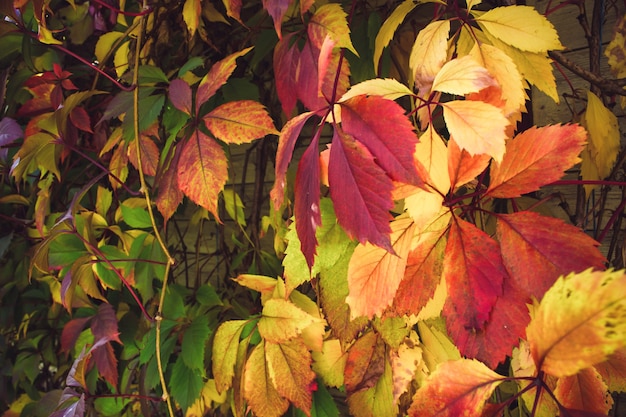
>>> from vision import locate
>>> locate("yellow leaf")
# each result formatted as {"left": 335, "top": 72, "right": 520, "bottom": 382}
{"left": 470, "top": 43, "right": 526, "bottom": 118}
{"left": 390, "top": 334, "right": 423, "bottom": 401}
{"left": 183, "top": 0, "right": 201, "bottom": 38}
{"left": 410, "top": 20, "right": 450, "bottom": 91}
{"left": 258, "top": 298, "right": 322, "bottom": 343}
{"left": 442, "top": 100, "right": 509, "bottom": 162}
{"left": 374, "top": 0, "right": 417, "bottom": 69}
{"left": 212, "top": 320, "right": 247, "bottom": 393}
{"left": 95, "top": 31, "right": 124, "bottom": 65}
{"left": 431, "top": 55, "right": 494, "bottom": 96}
{"left": 583, "top": 90, "right": 620, "bottom": 180}
{"left": 204, "top": 1, "right": 228, "bottom": 24}
{"left": 417, "top": 319, "right": 460, "bottom": 375}
{"left": 114, "top": 40, "right": 130, "bottom": 78}
{"left": 475, "top": 5, "right": 564, "bottom": 53}
{"left": 580, "top": 144, "right": 600, "bottom": 198}
{"left": 266, "top": 339, "right": 316, "bottom": 413}
{"left": 308, "top": 3, "right": 358, "bottom": 56}
{"left": 340, "top": 78, "right": 413, "bottom": 102}
{"left": 37, "top": 25, "right": 62, "bottom": 45}
{"left": 222, "top": 188, "right": 246, "bottom": 227}
{"left": 312, "top": 339, "right": 347, "bottom": 388}
{"left": 244, "top": 342, "right": 289, "bottom": 417}
{"left": 347, "top": 356, "right": 398, "bottom": 417}
{"left": 527, "top": 269, "right": 626, "bottom": 378}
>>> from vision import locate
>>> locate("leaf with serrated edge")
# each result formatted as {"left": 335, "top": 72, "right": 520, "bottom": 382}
{"left": 266, "top": 339, "right": 316, "bottom": 413}
{"left": 258, "top": 298, "right": 321, "bottom": 343}
{"left": 447, "top": 138, "right": 490, "bottom": 191}
{"left": 244, "top": 342, "right": 289, "bottom": 417}
{"left": 442, "top": 100, "right": 509, "bottom": 162}
{"left": 340, "top": 78, "right": 414, "bottom": 102}
{"left": 554, "top": 367, "right": 613, "bottom": 415}
{"left": 204, "top": 100, "right": 278, "bottom": 144}
{"left": 391, "top": 336, "right": 423, "bottom": 402}
{"left": 344, "top": 331, "right": 385, "bottom": 394}
{"left": 177, "top": 130, "right": 228, "bottom": 220}
{"left": 527, "top": 269, "right": 626, "bottom": 378}
{"left": 346, "top": 355, "right": 397, "bottom": 417}
{"left": 595, "top": 348, "right": 626, "bottom": 392}
{"left": 583, "top": 90, "right": 620, "bottom": 180}
{"left": 431, "top": 55, "right": 494, "bottom": 96}
{"left": 497, "top": 211, "right": 605, "bottom": 299}
{"left": 156, "top": 146, "right": 183, "bottom": 225}
{"left": 410, "top": 20, "right": 450, "bottom": 91}
{"left": 182, "top": 316, "right": 210, "bottom": 372}
{"left": 312, "top": 339, "right": 347, "bottom": 388}
{"left": 487, "top": 124, "right": 586, "bottom": 198}
{"left": 407, "top": 359, "right": 504, "bottom": 417}
{"left": 346, "top": 215, "right": 416, "bottom": 319}
{"left": 274, "top": 34, "right": 301, "bottom": 116}
{"left": 308, "top": 3, "right": 357, "bottom": 56}
{"left": 374, "top": 0, "right": 417, "bottom": 69}
{"left": 475, "top": 6, "right": 564, "bottom": 53}
{"left": 212, "top": 320, "right": 247, "bottom": 393}
{"left": 196, "top": 48, "right": 253, "bottom": 113}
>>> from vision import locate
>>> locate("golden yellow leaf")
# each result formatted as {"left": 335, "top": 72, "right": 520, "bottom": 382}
{"left": 580, "top": 144, "right": 601, "bottom": 198}
{"left": 346, "top": 356, "right": 397, "bottom": 417}
{"left": 95, "top": 31, "right": 124, "bottom": 65}
{"left": 340, "top": 78, "right": 413, "bottom": 102}
{"left": 475, "top": 6, "right": 564, "bottom": 53}
{"left": 244, "top": 342, "right": 289, "bottom": 417}
{"left": 183, "top": 0, "right": 201, "bottom": 38}
{"left": 431, "top": 55, "right": 495, "bottom": 96}
{"left": 527, "top": 269, "right": 626, "bottom": 378}
{"left": 258, "top": 298, "right": 322, "bottom": 343}
{"left": 312, "top": 339, "right": 347, "bottom": 388}
{"left": 114, "top": 40, "right": 130, "bottom": 78}
{"left": 410, "top": 20, "right": 450, "bottom": 91}
{"left": 212, "top": 320, "right": 247, "bottom": 393}
{"left": 374, "top": 0, "right": 418, "bottom": 69}
{"left": 583, "top": 90, "right": 620, "bottom": 180}
{"left": 442, "top": 100, "right": 509, "bottom": 162}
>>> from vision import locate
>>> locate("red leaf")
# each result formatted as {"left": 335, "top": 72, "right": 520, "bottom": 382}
{"left": 196, "top": 48, "right": 252, "bottom": 113}
{"left": 270, "top": 111, "right": 315, "bottom": 210}
{"left": 328, "top": 129, "right": 393, "bottom": 252}
{"left": 156, "top": 145, "right": 184, "bottom": 225}
{"left": 177, "top": 129, "right": 228, "bottom": 220}
{"left": 91, "top": 341, "right": 118, "bottom": 387}
{"left": 262, "top": 0, "right": 291, "bottom": 38}
{"left": 496, "top": 211, "right": 605, "bottom": 299}
{"left": 204, "top": 100, "right": 278, "bottom": 144}
{"left": 445, "top": 277, "right": 529, "bottom": 368}
{"left": 487, "top": 124, "right": 587, "bottom": 198}
{"left": 391, "top": 228, "right": 446, "bottom": 316}
{"left": 344, "top": 331, "right": 385, "bottom": 394}
{"left": 127, "top": 130, "right": 159, "bottom": 177}
{"left": 69, "top": 107, "right": 93, "bottom": 133}
{"left": 447, "top": 138, "right": 490, "bottom": 191}
{"left": 169, "top": 79, "right": 193, "bottom": 116}
{"left": 91, "top": 303, "right": 122, "bottom": 345}
{"left": 442, "top": 218, "right": 506, "bottom": 331}
{"left": 341, "top": 95, "right": 422, "bottom": 185}
{"left": 274, "top": 34, "right": 300, "bottom": 116}
{"left": 61, "top": 316, "right": 92, "bottom": 353}
{"left": 295, "top": 133, "right": 322, "bottom": 268}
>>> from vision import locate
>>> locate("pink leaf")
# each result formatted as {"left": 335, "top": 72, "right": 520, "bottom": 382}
{"left": 169, "top": 79, "right": 193, "bottom": 116}
{"left": 262, "top": 0, "right": 292, "bottom": 39}
{"left": 274, "top": 34, "right": 301, "bottom": 116}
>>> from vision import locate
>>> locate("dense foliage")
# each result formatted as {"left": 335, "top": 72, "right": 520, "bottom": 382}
{"left": 2, "top": 0, "right": 626, "bottom": 416}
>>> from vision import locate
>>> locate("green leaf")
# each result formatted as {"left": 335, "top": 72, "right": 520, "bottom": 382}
{"left": 121, "top": 204, "right": 152, "bottom": 229}
{"left": 138, "top": 65, "right": 169, "bottom": 84}
{"left": 178, "top": 56, "right": 204, "bottom": 77}
{"left": 170, "top": 356, "right": 204, "bottom": 412}
{"left": 93, "top": 397, "right": 130, "bottom": 416}
{"left": 182, "top": 315, "right": 211, "bottom": 372}
{"left": 312, "top": 382, "right": 340, "bottom": 417}
{"left": 196, "top": 284, "right": 222, "bottom": 307}
{"left": 48, "top": 233, "right": 87, "bottom": 269}
{"left": 223, "top": 188, "right": 246, "bottom": 227}
{"left": 162, "top": 285, "right": 187, "bottom": 320}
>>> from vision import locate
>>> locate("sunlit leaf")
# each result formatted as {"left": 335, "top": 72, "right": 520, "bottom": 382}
{"left": 244, "top": 342, "right": 290, "bottom": 417}
{"left": 204, "top": 100, "right": 278, "bottom": 144}
{"left": 374, "top": 0, "right": 418, "bottom": 69}
{"left": 212, "top": 320, "right": 247, "bottom": 393}
{"left": 340, "top": 78, "right": 413, "bottom": 102}
{"left": 554, "top": 367, "right": 613, "bottom": 415}
{"left": 431, "top": 55, "right": 494, "bottom": 96}
{"left": 410, "top": 20, "right": 450, "bottom": 91}
{"left": 182, "top": 0, "right": 201, "bottom": 37}
{"left": 258, "top": 298, "right": 322, "bottom": 343}
{"left": 308, "top": 3, "right": 358, "bottom": 56}
{"left": 346, "top": 355, "right": 397, "bottom": 417}
{"left": 344, "top": 331, "right": 385, "bottom": 394}
{"left": 447, "top": 138, "right": 490, "bottom": 191}
{"left": 312, "top": 339, "right": 347, "bottom": 388}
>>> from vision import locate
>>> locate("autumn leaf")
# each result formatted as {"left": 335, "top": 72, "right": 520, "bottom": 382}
{"left": 346, "top": 355, "right": 397, "bottom": 417}
{"left": 204, "top": 100, "right": 278, "bottom": 144}
{"left": 496, "top": 211, "right": 605, "bottom": 299}
{"left": 127, "top": 131, "right": 159, "bottom": 177}
{"left": 487, "top": 124, "right": 587, "bottom": 198}
{"left": 155, "top": 145, "right": 184, "bottom": 224}
{"left": 553, "top": 367, "right": 613, "bottom": 415}
{"left": 447, "top": 138, "right": 490, "bottom": 191}
{"left": 390, "top": 335, "right": 423, "bottom": 401}
{"left": 527, "top": 269, "right": 626, "bottom": 378}
{"left": 212, "top": 320, "right": 247, "bottom": 393}
{"left": 308, "top": 3, "right": 357, "bottom": 56}
{"left": 344, "top": 331, "right": 386, "bottom": 394}
{"left": 177, "top": 130, "right": 228, "bottom": 220}
{"left": 262, "top": 0, "right": 291, "bottom": 39}
{"left": 340, "top": 78, "right": 413, "bottom": 102}
{"left": 257, "top": 298, "right": 322, "bottom": 343}
{"left": 442, "top": 217, "right": 506, "bottom": 331}
{"left": 408, "top": 359, "right": 504, "bottom": 417}
{"left": 442, "top": 100, "right": 509, "bottom": 162}
{"left": 312, "top": 339, "right": 347, "bottom": 388}
{"left": 595, "top": 348, "right": 626, "bottom": 392}
{"left": 410, "top": 20, "right": 450, "bottom": 92}
{"left": 374, "top": 0, "right": 418, "bottom": 69}
{"left": 346, "top": 215, "right": 416, "bottom": 319}
{"left": 431, "top": 55, "right": 494, "bottom": 96}
{"left": 169, "top": 79, "right": 193, "bottom": 116}
{"left": 196, "top": 48, "right": 253, "bottom": 113}
{"left": 274, "top": 34, "right": 301, "bottom": 116}
{"left": 474, "top": 6, "right": 564, "bottom": 53}
{"left": 244, "top": 342, "right": 290, "bottom": 417}
{"left": 182, "top": 0, "right": 201, "bottom": 37}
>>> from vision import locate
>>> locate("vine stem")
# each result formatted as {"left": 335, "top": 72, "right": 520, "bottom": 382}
{"left": 130, "top": 5, "right": 175, "bottom": 416}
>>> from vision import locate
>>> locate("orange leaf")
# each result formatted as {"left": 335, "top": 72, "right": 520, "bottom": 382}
{"left": 408, "top": 359, "right": 503, "bottom": 417}
{"left": 447, "top": 137, "right": 490, "bottom": 191}
{"left": 155, "top": 146, "right": 183, "bottom": 225}
{"left": 554, "top": 367, "right": 613, "bottom": 415}
{"left": 594, "top": 348, "right": 626, "bottom": 392}
{"left": 127, "top": 128, "right": 159, "bottom": 177}
{"left": 344, "top": 331, "right": 385, "bottom": 394}
{"left": 527, "top": 269, "right": 626, "bottom": 378}
{"left": 346, "top": 216, "right": 416, "bottom": 319}
{"left": 487, "top": 124, "right": 586, "bottom": 198}
{"left": 177, "top": 129, "right": 228, "bottom": 220}
{"left": 204, "top": 100, "right": 278, "bottom": 144}
{"left": 244, "top": 342, "right": 289, "bottom": 417}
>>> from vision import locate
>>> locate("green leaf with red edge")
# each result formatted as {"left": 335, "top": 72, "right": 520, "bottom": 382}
{"left": 204, "top": 100, "right": 278, "bottom": 144}
{"left": 445, "top": 277, "right": 530, "bottom": 368}
{"left": 346, "top": 215, "right": 416, "bottom": 319}
{"left": 344, "top": 331, "right": 385, "bottom": 394}
{"left": 308, "top": 3, "right": 357, "bottom": 55}
{"left": 487, "top": 124, "right": 587, "bottom": 198}
{"left": 262, "top": 0, "right": 292, "bottom": 39}
{"left": 177, "top": 129, "right": 228, "bottom": 220}
{"left": 91, "top": 303, "right": 122, "bottom": 345}
{"left": 407, "top": 359, "right": 504, "bottom": 417}
{"left": 295, "top": 133, "right": 322, "bottom": 268}
{"left": 274, "top": 34, "right": 301, "bottom": 116}
{"left": 496, "top": 211, "right": 605, "bottom": 299}
{"left": 329, "top": 129, "right": 394, "bottom": 253}
{"left": 244, "top": 341, "right": 290, "bottom": 417}
{"left": 156, "top": 145, "right": 184, "bottom": 225}
{"left": 169, "top": 79, "right": 193, "bottom": 116}
{"left": 340, "top": 95, "right": 423, "bottom": 185}
{"left": 196, "top": 47, "right": 253, "bottom": 113}
{"left": 266, "top": 339, "right": 316, "bottom": 413}
{"left": 442, "top": 217, "right": 506, "bottom": 332}
{"left": 271, "top": 111, "right": 315, "bottom": 210}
